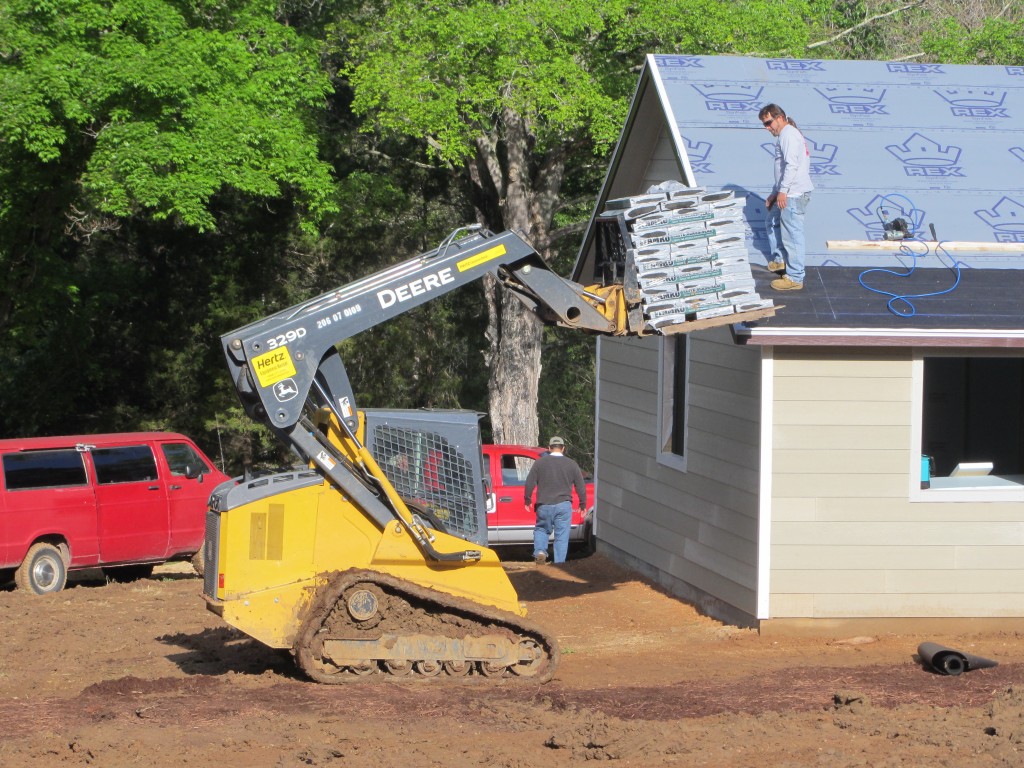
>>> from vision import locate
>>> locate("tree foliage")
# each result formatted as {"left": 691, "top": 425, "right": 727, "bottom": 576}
{"left": 922, "top": 17, "right": 1024, "bottom": 64}
{"left": 0, "top": 0, "right": 336, "bottom": 232}
{"left": 341, "top": 0, "right": 631, "bottom": 166}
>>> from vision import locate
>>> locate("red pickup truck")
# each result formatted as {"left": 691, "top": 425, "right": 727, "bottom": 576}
{"left": 481, "top": 444, "right": 594, "bottom": 551}
{"left": 0, "top": 432, "right": 229, "bottom": 594}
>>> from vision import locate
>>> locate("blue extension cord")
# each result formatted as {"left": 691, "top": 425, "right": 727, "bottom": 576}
{"left": 856, "top": 193, "right": 965, "bottom": 317}
{"left": 858, "top": 239, "right": 964, "bottom": 317}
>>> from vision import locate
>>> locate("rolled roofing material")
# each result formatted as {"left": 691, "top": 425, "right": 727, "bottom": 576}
{"left": 917, "top": 642, "right": 998, "bottom": 676}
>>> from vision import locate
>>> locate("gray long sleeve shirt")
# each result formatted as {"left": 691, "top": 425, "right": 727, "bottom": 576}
{"left": 524, "top": 453, "right": 587, "bottom": 508}
{"left": 772, "top": 123, "right": 814, "bottom": 197}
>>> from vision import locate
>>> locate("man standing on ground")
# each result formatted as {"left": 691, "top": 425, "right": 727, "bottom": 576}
{"left": 524, "top": 437, "right": 587, "bottom": 565}
{"left": 758, "top": 103, "right": 813, "bottom": 292}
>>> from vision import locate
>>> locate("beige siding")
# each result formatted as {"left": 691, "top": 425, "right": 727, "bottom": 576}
{"left": 769, "top": 348, "right": 1024, "bottom": 619}
{"left": 596, "top": 327, "right": 762, "bottom": 623}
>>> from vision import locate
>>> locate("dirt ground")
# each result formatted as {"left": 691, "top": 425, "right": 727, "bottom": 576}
{"left": 1, "top": 552, "right": 1022, "bottom": 768}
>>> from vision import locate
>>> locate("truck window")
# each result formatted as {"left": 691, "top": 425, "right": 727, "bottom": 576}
{"left": 92, "top": 445, "right": 158, "bottom": 484}
{"left": 500, "top": 455, "right": 535, "bottom": 486}
{"left": 161, "top": 443, "right": 210, "bottom": 476}
{"left": 2, "top": 450, "right": 89, "bottom": 490}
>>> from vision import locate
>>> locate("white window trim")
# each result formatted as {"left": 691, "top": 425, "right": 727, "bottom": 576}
{"left": 910, "top": 350, "right": 1024, "bottom": 503}
{"left": 756, "top": 346, "right": 774, "bottom": 620}
{"left": 656, "top": 335, "right": 688, "bottom": 472}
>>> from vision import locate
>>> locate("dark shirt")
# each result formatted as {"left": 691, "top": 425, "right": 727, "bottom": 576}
{"left": 524, "top": 453, "right": 586, "bottom": 508}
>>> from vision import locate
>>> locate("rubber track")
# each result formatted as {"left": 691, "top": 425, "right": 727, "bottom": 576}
{"left": 293, "top": 568, "right": 559, "bottom": 684}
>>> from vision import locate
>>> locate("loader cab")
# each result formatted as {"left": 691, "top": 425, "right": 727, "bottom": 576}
{"left": 363, "top": 409, "right": 489, "bottom": 547}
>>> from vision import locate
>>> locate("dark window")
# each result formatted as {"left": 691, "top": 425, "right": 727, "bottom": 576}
{"left": 3, "top": 450, "right": 88, "bottom": 490}
{"left": 92, "top": 445, "right": 158, "bottom": 484}
{"left": 670, "top": 335, "right": 687, "bottom": 456}
{"left": 922, "top": 357, "right": 1024, "bottom": 477}
{"left": 161, "top": 443, "right": 209, "bottom": 476}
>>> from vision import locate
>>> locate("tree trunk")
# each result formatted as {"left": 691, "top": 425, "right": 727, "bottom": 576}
{"left": 466, "top": 108, "right": 566, "bottom": 446}
{"left": 486, "top": 293, "right": 542, "bottom": 445}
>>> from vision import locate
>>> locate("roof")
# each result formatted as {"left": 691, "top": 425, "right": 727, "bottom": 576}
{"left": 576, "top": 54, "right": 1024, "bottom": 345}
{"left": 739, "top": 265, "right": 1024, "bottom": 346}
{"left": 0, "top": 432, "right": 189, "bottom": 451}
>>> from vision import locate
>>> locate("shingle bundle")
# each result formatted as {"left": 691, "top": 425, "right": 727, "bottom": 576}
{"left": 600, "top": 184, "right": 775, "bottom": 333}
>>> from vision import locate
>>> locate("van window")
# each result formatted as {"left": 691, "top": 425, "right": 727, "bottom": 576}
{"left": 3, "top": 449, "right": 89, "bottom": 490}
{"left": 92, "top": 445, "right": 158, "bottom": 484}
{"left": 161, "top": 443, "right": 210, "bottom": 476}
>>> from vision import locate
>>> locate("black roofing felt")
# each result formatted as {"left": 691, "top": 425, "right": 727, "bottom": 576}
{"left": 747, "top": 262, "right": 1024, "bottom": 331}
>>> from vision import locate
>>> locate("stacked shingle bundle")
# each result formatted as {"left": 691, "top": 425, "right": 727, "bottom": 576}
{"left": 601, "top": 184, "right": 774, "bottom": 332}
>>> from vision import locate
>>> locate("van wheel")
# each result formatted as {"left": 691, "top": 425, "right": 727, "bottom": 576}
{"left": 102, "top": 564, "right": 155, "bottom": 583}
{"left": 191, "top": 550, "right": 205, "bottom": 578}
{"left": 15, "top": 543, "right": 68, "bottom": 595}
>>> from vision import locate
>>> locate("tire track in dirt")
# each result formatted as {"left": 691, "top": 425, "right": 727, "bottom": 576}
{"left": 0, "top": 662, "right": 1019, "bottom": 738}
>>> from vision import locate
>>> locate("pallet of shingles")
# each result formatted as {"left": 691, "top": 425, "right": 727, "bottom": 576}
{"left": 601, "top": 185, "right": 775, "bottom": 332}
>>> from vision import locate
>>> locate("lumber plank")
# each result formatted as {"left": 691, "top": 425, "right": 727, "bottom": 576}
{"left": 826, "top": 240, "right": 1024, "bottom": 253}
{"left": 655, "top": 305, "right": 780, "bottom": 335}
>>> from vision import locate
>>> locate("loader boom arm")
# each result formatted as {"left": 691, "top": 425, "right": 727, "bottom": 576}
{"left": 222, "top": 228, "right": 618, "bottom": 436}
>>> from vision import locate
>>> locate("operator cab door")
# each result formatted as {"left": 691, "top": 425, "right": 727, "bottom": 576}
{"left": 159, "top": 441, "right": 217, "bottom": 554}
{"left": 92, "top": 444, "right": 170, "bottom": 563}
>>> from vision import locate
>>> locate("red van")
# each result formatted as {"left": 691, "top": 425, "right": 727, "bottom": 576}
{"left": 481, "top": 444, "right": 595, "bottom": 551}
{"left": 0, "top": 432, "right": 229, "bottom": 594}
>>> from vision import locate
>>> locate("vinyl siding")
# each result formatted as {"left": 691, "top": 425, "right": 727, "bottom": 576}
{"left": 768, "top": 347, "right": 1024, "bottom": 619}
{"left": 595, "top": 327, "right": 762, "bottom": 622}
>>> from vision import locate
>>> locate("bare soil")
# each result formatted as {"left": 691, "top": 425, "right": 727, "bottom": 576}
{"left": 1, "top": 552, "right": 1022, "bottom": 767}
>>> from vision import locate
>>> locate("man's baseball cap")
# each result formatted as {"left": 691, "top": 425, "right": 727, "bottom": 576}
{"left": 548, "top": 436, "right": 565, "bottom": 447}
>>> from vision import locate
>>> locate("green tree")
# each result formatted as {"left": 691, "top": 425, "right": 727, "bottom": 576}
{"left": 922, "top": 16, "right": 1024, "bottom": 64}
{"left": 0, "top": 0, "right": 337, "bottom": 233}
{"left": 340, "top": 0, "right": 820, "bottom": 447}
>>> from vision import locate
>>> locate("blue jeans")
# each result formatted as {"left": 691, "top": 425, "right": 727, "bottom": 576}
{"left": 766, "top": 193, "right": 811, "bottom": 284}
{"left": 534, "top": 501, "right": 572, "bottom": 564}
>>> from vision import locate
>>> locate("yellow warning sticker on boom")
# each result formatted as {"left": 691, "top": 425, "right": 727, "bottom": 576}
{"left": 252, "top": 347, "right": 297, "bottom": 388}
{"left": 457, "top": 244, "right": 507, "bottom": 272}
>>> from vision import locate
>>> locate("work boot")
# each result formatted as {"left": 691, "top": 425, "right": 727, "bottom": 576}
{"left": 534, "top": 551, "right": 548, "bottom": 565}
{"left": 771, "top": 276, "right": 803, "bottom": 291}
{"left": 766, "top": 259, "right": 786, "bottom": 273}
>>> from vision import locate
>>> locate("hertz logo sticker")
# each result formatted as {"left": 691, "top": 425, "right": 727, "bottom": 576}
{"left": 251, "top": 347, "right": 297, "bottom": 388}
{"left": 457, "top": 244, "right": 507, "bottom": 272}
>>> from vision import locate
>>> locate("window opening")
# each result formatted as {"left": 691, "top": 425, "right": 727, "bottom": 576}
{"left": 500, "top": 455, "right": 536, "bottom": 486}
{"left": 162, "top": 443, "right": 209, "bottom": 476}
{"left": 659, "top": 334, "right": 689, "bottom": 464}
{"left": 93, "top": 445, "right": 159, "bottom": 484}
{"left": 2, "top": 450, "right": 88, "bottom": 490}
{"left": 921, "top": 357, "right": 1024, "bottom": 483}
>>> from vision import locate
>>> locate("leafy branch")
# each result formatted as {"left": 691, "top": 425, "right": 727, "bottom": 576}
{"left": 807, "top": 0, "right": 927, "bottom": 50}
